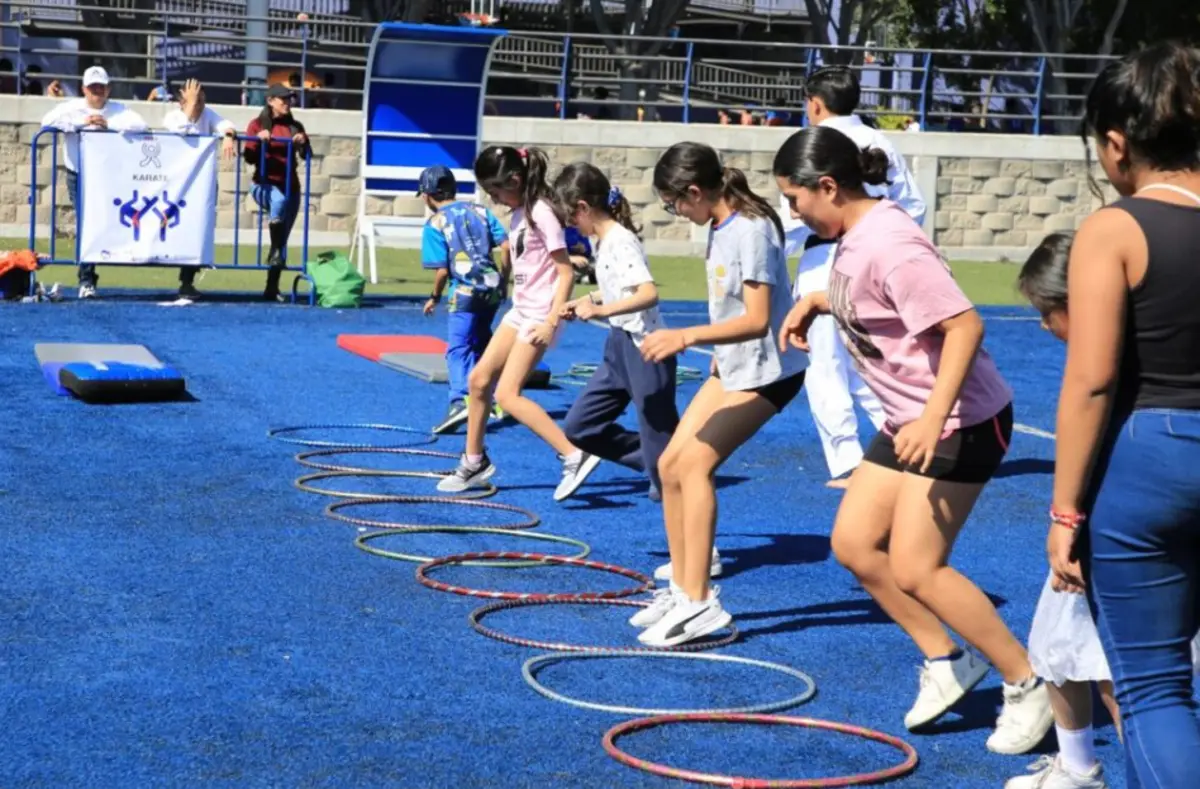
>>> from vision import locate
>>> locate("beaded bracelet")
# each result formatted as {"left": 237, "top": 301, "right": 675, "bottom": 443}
{"left": 1050, "top": 509, "right": 1087, "bottom": 530}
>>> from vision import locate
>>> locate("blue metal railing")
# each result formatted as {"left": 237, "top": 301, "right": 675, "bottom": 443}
{"left": 28, "top": 127, "right": 315, "bottom": 303}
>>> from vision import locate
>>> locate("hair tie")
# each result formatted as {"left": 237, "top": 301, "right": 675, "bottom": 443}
{"left": 607, "top": 186, "right": 623, "bottom": 208}
{"left": 517, "top": 147, "right": 528, "bottom": 160}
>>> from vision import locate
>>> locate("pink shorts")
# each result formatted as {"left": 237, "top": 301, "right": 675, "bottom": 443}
{"left": 501, "top": 307, "right": 560, "bottom": 345}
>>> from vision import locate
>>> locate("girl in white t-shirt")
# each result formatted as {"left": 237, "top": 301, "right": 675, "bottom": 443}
{"left": 555, "top": 163, "right": 680, "bottom": 504}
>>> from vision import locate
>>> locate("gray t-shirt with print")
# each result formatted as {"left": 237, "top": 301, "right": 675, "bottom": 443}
{"left": 706, "top": 213, "right": 809, "bottom": 390}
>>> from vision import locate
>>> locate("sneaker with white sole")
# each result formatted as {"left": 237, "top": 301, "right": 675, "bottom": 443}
{"left": 1005, "top": 755, "right": 1108, "bottom": 789}
{"left": 654, "top": 547, "right": 722, "bottom": 582}
{"left": 987, "top": 676, "right": 1055, "bottom": 754}
{"left": 437, "top": 451, "right": 496, "bottom": 493}
{"left": 637, "top": 591, "right": 732, "bottom": 648}
{"left": 628, "top": 584, "right": 681, "bottom": 629}
{"left": 904, "top": 649, "right": 990, "bottom": 730}
{"left": 78, "top": 284, "right": 97, "bottom": 300}
{"left": 433, "top": 400, "right": 470, "bottom": 434}
{"left": 553, "top": 452, "right": 601, "bottom": 501}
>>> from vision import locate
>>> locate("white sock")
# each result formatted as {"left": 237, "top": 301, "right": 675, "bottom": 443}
{"left": 565, "top": 449, "right": 583, "bottom": 464}
{"left": 466, "top": 453, "right": 483, "bottom": 465}
{"left": 1056, "top": 724, "right": 1097, "bottom": 775}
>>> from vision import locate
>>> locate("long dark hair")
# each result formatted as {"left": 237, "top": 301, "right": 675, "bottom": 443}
{"left": 552, "top": 163, "right": 641, "bottom": 239}
{"left": 1018, "top": 232, "right": 1072, "bottom": 315}
{"left": 652, "top": 141, "right": 783, "bottom": 242}
{"left": 1082, "top": 41, "right": 1200, "bottom": 198}
{"left": 474, "top": 145, "right": 553, "bottom": 229}
{"left": 772, "top": 126, "right": 890, "bottom": 194}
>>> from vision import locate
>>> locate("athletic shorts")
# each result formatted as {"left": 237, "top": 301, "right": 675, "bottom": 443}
{"left": 712, "top": 369, "right": 806, "bottom": 413}
{"left": 501, "top": 307, "right": 559, "bottom": 346}
{"left": 863, "top": 402, "right": 1013, "bottom": 483}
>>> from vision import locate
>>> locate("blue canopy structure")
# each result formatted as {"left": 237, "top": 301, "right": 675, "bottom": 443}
{"left": 361, "top": 22, "right": 508, "bottom": 199}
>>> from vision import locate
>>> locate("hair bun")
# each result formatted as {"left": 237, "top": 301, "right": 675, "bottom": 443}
{"left": 858, "top": 147, "right": 890, "bottom": 186}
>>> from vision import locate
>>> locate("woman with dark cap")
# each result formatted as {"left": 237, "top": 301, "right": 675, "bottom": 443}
{"left": 243, "top": 83, "right": 309, "bottom": 300}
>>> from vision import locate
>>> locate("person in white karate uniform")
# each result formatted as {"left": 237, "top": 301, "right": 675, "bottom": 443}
{"left": 781, "top": 65, "right": 926, "bottom": 487}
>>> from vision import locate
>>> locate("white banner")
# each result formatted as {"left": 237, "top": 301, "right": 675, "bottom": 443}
{"left": 78, "top": 132, "right": 218, "bottom": 266}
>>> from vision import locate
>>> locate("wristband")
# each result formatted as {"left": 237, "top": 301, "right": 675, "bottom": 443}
{"left": 1049, "top": 509, "right": 1086, "bottom": 530}
{"left": 429, "top": 292, "right": 441, "bottom": 302}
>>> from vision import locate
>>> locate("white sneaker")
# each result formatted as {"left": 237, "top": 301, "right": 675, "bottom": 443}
{"left": 637, "top": 590, "right": 731, "bottom": 648}
{"left": 628, "top": 584, "right": 681, "bottom": 628}
{"left": 1005, "top": 755, "right": 1108, "bottom": 789}
{"left": 904, "top": 649, "right": 990, "bottom": 730}
{"left": 553, "top": 452, "right": 601, "bottom": 501}
{"left": 654, "top": 547, "right": 722, "bottom": 582}
{"left": 78, "top": 284, "right": 97, "bottom": 300}
{"left": 987, "top": 676, "right": 1055, "bottom": 754}
{"left": 436, "top": 452, "right": 496, "bottom": 493}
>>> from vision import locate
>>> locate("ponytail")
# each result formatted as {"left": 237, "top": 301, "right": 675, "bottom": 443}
{"left": 520, "top": 147, "right": 553, "bottom": 229}
{"left": 608, "top": 188, "right": 642, "bottom": 239}
{"left": 552, "top": 162, "right": 642, "bottom": 240}
{"left": 721, "top": 166, "right": 784, "bottom": 243}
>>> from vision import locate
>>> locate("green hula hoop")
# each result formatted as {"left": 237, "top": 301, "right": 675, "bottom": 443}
{"left": 294, "top": 470, "right": 497, "bottom": 500}
{"left": 355, "top": 526, "right": 591, "bottom": 568}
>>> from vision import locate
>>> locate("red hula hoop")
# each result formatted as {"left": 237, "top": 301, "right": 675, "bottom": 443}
{"left": 602, "top": 713, "right": 919, "bottom": 788}
{"left": 415, "top": 551, "right": 653, "bottom": 601}
{"left": 468, "top": 597, "right": 739, "bottom": 652}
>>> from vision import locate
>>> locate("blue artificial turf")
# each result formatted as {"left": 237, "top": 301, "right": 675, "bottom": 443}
{"left": 0, "top": 293, "right": 1142, "bottom": 788}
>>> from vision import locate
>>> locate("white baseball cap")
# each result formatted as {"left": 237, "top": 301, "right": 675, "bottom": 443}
{"left": 82, "top": 66, "right": 109, "bottom": 87}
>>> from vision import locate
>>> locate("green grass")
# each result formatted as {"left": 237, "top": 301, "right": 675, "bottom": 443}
{"left": 17, "top": 240, "right": 1026, "bottom": 306}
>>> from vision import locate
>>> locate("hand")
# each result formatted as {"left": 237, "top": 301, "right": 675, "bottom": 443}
{"left": 559, "top": 298, "right": 581, "bottom": 321}
{"left": 641, "top": 328, "right": 689, "bottom": 363}
{"left": 47, "top": 80, "right": 65, "bottom": 98}
{"left": 528, "top": 321, "right": 556, "bottom": 347}
{"left": 423, "top": 298, "right": 437, "bottom": 316}
{"left": 778, "top": 293, "right": 825, "bottom": 353}
{"left": 1048, "top": 518, "right": 1085, "bottom": 592}
{"left": 572, "top": 298, "right": 601, "bottom": 321}
{"left": 257, "top": 129, "right": 271, "bottom": 141}
{"left": 292, "top": 132, "right": 307, "bottom": 145}
{"left": 85, "top": 115, "right": 107, "bottom": 129}
{"left": 892, "top": 414, "right": 944, "bottom": 474}
{"left": 180, "top": 78, "right": 202, "bottom": 109}
{"left": 220, "top": 135, "right": 236, "bottom": 160}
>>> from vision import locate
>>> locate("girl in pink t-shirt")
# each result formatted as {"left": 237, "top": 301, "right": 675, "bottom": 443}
{"left": 773, "top": 126, "right": 1051, "bottom": 754}
{"left": 437, "top": 146, "right": 602, "bottom": 502}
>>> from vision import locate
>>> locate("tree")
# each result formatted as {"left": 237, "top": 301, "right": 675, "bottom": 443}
{"left": 588, "top": 0, "right": 691, "bottom": 120}
{"left": 75, "top": 0, "right": 157, "bottom": 99}
{"left": 800, "top": 0, "right": 899, "bottom": 62}
{"left": 345, "top": 0, "right": 432, "bottom": 24}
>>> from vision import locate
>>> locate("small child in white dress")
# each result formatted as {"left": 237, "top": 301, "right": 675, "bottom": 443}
{"left": 1010, "top": 233, "right": 1200, "bottom": 789}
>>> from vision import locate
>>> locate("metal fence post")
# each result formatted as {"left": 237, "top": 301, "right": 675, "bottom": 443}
{"left": 1033, "top": 56, "right": 1048, "bottom": 136}
{"left": 681, "top": 41, "right": 694, "bottom": 124}
{"left": 558, "top": 35, "right": 572, "bottom": 120}
{"left": 161, "top": 13, "right": 170, "bottom": 95}
{"left": 300, "top": 21, "right": 309, "bottom": 109}
{"left": 15, "top": 21, "right": 24, "bottom": 97}
{"left": 800, "top": 48, "right": 817, "bottom": 127}
{"left": 917, "top": 51, "right": 933, "bottom": 130}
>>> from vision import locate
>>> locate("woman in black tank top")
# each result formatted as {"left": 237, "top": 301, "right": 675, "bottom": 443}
{"left": 1050, "top": 42, "right": 1200, "bottom": 789}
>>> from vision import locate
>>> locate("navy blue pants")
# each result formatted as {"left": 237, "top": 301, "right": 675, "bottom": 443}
{"left": 564, "top": 327, "right": 679, "bottom": 490}
{"left": 65, "top": 170, "right": 96, "bottom": 287}
{"left": 446, "top": 291, "right": 499, "bottom": 403}
{"left": 1085, "top": 408, "right": 1200, "bottom": 789}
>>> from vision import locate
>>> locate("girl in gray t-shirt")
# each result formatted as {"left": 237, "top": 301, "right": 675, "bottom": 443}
{"left": 635, "top": 141, "right": 809, "bottom": 649}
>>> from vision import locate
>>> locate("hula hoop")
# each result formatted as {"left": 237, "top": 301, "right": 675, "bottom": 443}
{"left": 602, "top": 712, "right": 919, "bottom": 788}
{"left": 355, "top": 526, "right": 591, "bottom": 568}
{"left": 416, "top": 552, "right": 653, "bottom": 601}
{"left": 470, "top": 597, "right": 739, "bottom": 653}
{"left": 295, "top": 470, "right": 497, "bottom": 500}
{"left": 326, "top": 496, "right": 540, "bottom": 531}
{"left": 295, "top": 446, "right": 457, "bottom": 473}
{"left": 267, "top": 424, "right": 436, "bottom": 448}
{"left": 522, "top": 651, "right": 816, "bottom": 716}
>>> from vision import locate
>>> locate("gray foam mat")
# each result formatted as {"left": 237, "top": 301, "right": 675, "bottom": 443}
{"left": 35, "top": 343, "right": 163, "bottom": 368}
{"left": 378, "top": 352, "right": 448, "bottom": 383}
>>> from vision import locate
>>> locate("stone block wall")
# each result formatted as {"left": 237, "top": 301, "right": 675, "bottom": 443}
{"left": 1, "top": 96, "right": 1108, "bottom": 260}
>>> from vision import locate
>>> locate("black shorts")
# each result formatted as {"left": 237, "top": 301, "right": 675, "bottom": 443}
{"left": 712, "top": 369, "right": 806, "bottom": 413}
{"left": 863, "top": 403, "right": 1013, "bottom": 483}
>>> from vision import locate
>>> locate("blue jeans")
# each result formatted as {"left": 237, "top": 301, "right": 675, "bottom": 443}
{"left": 252, "top": 183, "right": 301, "bottom": 262}
{"left": 65, "top": 170, "right": 97, "bottom": 287}
{"left": 446, "top": 291, "right": 499, "bottom": 403}
{"left": 1086, "top": 408, "right": 1200, "bottom": 789}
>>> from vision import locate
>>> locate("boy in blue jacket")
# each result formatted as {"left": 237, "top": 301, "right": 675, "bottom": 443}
{"left": 419, "top": 165, "right": 511, "bottom": 433}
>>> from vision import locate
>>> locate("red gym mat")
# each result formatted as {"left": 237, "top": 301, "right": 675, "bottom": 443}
{"left": 337, "top": 334, "right": 448, "bottom": 362}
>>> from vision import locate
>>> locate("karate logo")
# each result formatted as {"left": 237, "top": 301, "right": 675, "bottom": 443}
{"left": 113, "top": 189, "right": 187, "bottom": 242}
{"left": 140, "top": 140, "right": 162, "bottom": 168}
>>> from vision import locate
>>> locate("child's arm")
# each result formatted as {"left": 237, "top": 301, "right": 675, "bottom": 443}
{"left": 420, "top": 223, "right": 451, "bottom": 314}
{"left": 593, "top": 282, "right": 659, "bottom": 318}
{"left": 485, "top": 208, "right": 511, "bottom": 281}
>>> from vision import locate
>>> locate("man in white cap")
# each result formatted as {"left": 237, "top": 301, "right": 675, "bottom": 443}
{"left": 40, "top": 65, "right": 148, "bottom": 299}
{"left": 162, "top": 78, "right": 237, "bottom": 299}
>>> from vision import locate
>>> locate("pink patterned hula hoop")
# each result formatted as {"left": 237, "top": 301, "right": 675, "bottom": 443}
{"left": 415, "top": 551, "right": 653, "bottom": 601}
{"left": 602, "top": 713, "right": 919, "bottom": 788}
{"left": 469, "top": 597, "right": 739, "bottom": 652}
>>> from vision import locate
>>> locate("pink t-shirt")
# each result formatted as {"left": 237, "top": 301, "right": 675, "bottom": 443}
{"left": 828, "top": 200, "right": 1012, "bottom": 432}
{"left": 509, "top": 198, "right": 567, "bottom": 318}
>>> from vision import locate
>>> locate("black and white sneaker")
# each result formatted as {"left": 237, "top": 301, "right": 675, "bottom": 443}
{"left": 637, "top": 590, "right": 732, "bottom": 647}
{"left": 553, "top": 452, "right": 601, "bottom": 502}
{"left": 433, "top": 400, "right": 470, "bottom": 434}
{"left": 437, "top": 451, "right": 496, "bottom": 493}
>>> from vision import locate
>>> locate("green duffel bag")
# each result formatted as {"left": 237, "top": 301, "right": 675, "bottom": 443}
{"left": 308, "top": 250, "right": 365, "bottom": 308}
